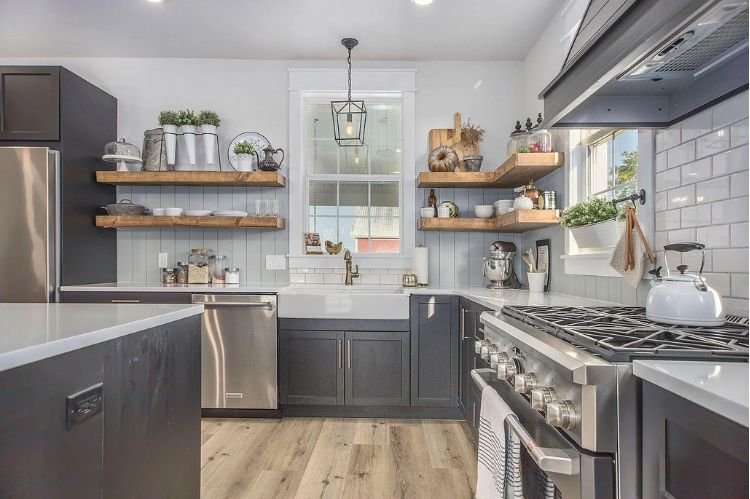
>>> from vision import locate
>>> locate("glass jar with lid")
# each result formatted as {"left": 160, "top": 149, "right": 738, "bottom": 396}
{"left": 212, "top": 255, "right": 227, "bottom": 283}
{"left": 176, "top": 261, "right": 188, "bottom": 284}
{"left": 224, "top": 267, "right": 240, "bottom": 284}
{"left": 188, "top": 249, "right": 210, "bottom": 284}
{"left": 506, "top": 121, "right": 529, "bottom": 156}
{"left": 102, "top": 138, "right": 143, "bottom": 172}
{"left": 528, "top": 113, "right": 553, "bottom": 153}
{"left": 161, "top": 267, "right": 177, "bottom": 285}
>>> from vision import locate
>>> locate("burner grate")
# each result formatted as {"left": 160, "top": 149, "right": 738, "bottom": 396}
{"left": 502, "top": 306, "right": 749, "bottom": 362}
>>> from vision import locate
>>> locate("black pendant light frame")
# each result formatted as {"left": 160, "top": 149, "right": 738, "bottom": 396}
{"left": 331, "top": 38, "right": 367, "bottom": 147}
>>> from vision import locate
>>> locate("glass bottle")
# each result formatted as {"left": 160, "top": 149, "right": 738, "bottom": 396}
{"left": 428, "top": 189, "right": 438, "bottom": 217}
{"left": 188, "top": 249, "right": 210, "bottom": 284}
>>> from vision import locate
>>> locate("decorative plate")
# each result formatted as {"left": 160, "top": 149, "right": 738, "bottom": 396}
{"left": 227, "top": 132, "right": 270, "bottom": 171}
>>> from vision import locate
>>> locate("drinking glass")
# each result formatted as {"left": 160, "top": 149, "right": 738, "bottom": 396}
{"left": 263, "top": 199, "right": 273, "bottom": 217}
{"left": 254, "top": 199, "right": 262, "bottom": 217}
{"left": 271, "top": 199, "right": 279, "bottom": 217}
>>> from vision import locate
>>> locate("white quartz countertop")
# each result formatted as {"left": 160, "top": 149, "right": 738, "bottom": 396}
{"left": 61, "top": 282, "right": 288, "bottom": 293}
{"left": 0, "top": 303, "right": 204, "bottom": 373}
{"left": 407, "top": 287, "right": 613, "bottom": 310}
{"left": 633, "top": 360, "right": 749, "bottom": 427}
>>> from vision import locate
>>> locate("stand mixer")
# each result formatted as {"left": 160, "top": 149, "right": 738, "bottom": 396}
{"left": 483, "top": 241, "right": 520, "bottom": 289}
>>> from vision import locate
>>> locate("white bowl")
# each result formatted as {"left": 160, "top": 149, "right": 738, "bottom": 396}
{"left": 152, "top": 208, "right": 166, "bottom": 216}
{"left": 184, "top": 209, "right": 213, "bottom": 217}
{"left": 420, "top": 207, "right": 435, "bottom": 218}
{"left": 494, "top": 199, "right": 514, "bottom": 215}
{"left": 164, "top": 207, "right": 183, "bottom": 216}
{"left": 474, "top": 205, "right": 494, "bottom": 218}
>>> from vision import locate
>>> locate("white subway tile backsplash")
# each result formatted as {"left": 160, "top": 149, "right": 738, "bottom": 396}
{"left": 655, "top": 209, "right": 681, "bottom": 231}
{"left": 682, "top": 249, "right": 712, "bottom": 273}
{"left": 731, "top": 119, "right": 748, "bottom": 147}
{"left": 731, "top": 222, "right": 748, "bottom": 247}
{"left": 681, "top": 205, "right": 710, "bottom": 227}
{"left": 288, "top": 273, "right": 306, "bottom": 284}
{"left": 667, "top": 141, "right": 696, "bottom": 169}
{"left": 730, "top": 171, "right": 749, "bottom": 198}
{"left": 680, "top": 157, "right": 712, "bottom": 185}
{"left": 379, "top": 274, "right": 400, "bottom": 285}
{"left": 323, "top": 273, "right": 342, "bottom": 284}
{"left": 696, "top": 127, "right": 730, "bottom": 158}
{"left": 654, "top": 231, "right": 668, "bottom": 251}
{"left": 731, "top": 274, "right": 749, "bottom": 299}
{"left": 723, "top": 297, "right": 749, "bottom": 317}
{"left": 712, "top": 92, "right": 749, "bottom": 129}
{"left": 695, "top": 176, "right": 729, "bottom": 204}
{"left": 359, "top": 274, "right": 381, "bottom": 285}
{"left": 655, "top": 151, "right": 667, "bottom": 172}
{"left": 712, "top": 197, "right": 749, "bottom": 225}
{"left": 667, "top": 185, "right": 695, "bottom": 209}
{"left": 696, "top": 224, "right": 730, "bottom": 248}
{"left": 655, "top": 127, "right": 681, "bottom": 152}
{"left": 668, "top": 228, "right": 695, "bottom": 243}
{"left": 305, "top": 273, "right": 324, "bottom": 284}
{"left": 713, "top": 248, "right": 749, "bottom": 273}
{"left": 702, "top": 272, "right": 730, "bottom": 297}
{"left": 655, "top": 191, "right": 667, "bottom": 212}
{"left": 680, "top": 110, "right": 712, "bottom": 142}
{"left": 712, "top": 144, "right": 749, "bottom": 176}
{"left": 655, "top": 168, "right": 681, "bottom": 192}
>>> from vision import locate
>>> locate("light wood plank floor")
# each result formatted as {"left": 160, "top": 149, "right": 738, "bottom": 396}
{"left": 201, "top": 418, "right": 477, "bottom": 499}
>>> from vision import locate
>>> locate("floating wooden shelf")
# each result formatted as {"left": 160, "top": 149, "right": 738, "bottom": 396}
{"left": 418, "top": 210, "right": 559, "bottom": 233}
{"left": 96, "top": 215, "right": 285, "bottom": 229}
{"left": 96, "top": 170, "right": 286, "bottom": 187}
{"left": 417, "top": 152, "right": 564, "bottom": 188}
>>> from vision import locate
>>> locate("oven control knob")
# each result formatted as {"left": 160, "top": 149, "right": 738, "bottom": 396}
{"left": 489, "top": 351, "right": 509, "bottom": 369}
{"left": 497, "top": 359, "right": 521, "bottom": 381}
{"left": 513, "top": 373, "right": 537, "bottom": 394}
{"left": 530, "top": 387, "right": 557, "bottom": 412}
{"left": 545, "top": 400, "right": 577, "bottom": 430}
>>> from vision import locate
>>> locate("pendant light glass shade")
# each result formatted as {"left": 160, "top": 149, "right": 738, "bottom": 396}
{"left": 332, "top": 38, "right": 367, "bottom": 147}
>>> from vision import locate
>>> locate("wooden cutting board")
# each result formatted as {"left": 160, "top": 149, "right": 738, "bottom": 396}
{"left": 428, "top": 112, "right": 466, "bottom": 162}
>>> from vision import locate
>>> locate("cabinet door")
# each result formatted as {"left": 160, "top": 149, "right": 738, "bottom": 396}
{"left": 0, "top": 67, "right": 60, "bottom": 141}
{"left": 344, "top": 331, "right": 410, "bottom": 406}
{"left": 642, "top": 381, "right": 749, "bottom": 498}
{"left": 410, "top": 295, "right": 460, "bottom": 407}
{"left": 279, "top": 330, "right": 344, "bottom": 405}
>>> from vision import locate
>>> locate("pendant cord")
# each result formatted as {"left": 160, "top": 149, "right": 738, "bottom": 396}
{"left": 347, "top": 48, "right": 352, "bottom": 102}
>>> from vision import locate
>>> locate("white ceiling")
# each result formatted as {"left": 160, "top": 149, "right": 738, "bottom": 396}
{"left": 0, "top": 0, "right": 559, "bottom": 61}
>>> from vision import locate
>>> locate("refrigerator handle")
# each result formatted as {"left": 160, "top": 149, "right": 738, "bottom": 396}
{"left": 49, "top": 150, "right": 61, "bottom": 303}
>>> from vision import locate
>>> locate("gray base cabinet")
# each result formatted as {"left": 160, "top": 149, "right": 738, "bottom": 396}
{"left": 410, "top": 295, "right": 460, "bottom": 407}
{"left": 642, "top": 381, "right": 748, "bottom": 498}
{"left": 279, "top": 328, "right": 410, "bottom": 407}
{"left": 459, "top": 298, "right": 489, "bottom": 421}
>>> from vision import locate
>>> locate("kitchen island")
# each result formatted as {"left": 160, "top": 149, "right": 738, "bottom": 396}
{"left": 0, "top": 303, "right": 203, "bottom": 499}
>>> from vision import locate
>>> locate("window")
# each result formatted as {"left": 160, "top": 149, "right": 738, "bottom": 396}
{"left": 304, "top": 97, "right": 403, "bottom": 254}
{"left": 586, "top": 129, "right": 638, "bottom": 201}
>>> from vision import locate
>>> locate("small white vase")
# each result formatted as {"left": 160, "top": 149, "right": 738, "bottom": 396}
{"left": 569, "top": 218, "right": 620, "bottom": 249}
{"left": 162, "top": 124, "right": 177, "bottom": 166}
{"left": 237, "top": 154, "right": 253, "bottom": 172}
{"left": 201, "top": 124, "right": 217, "bottom": 167}
{"left": 180, "top": 124, "right": 197, "bottom": 165}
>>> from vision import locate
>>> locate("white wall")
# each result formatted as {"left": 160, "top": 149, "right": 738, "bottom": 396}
{"left": 0, "top": 57, "right": 525, "bottom": 285}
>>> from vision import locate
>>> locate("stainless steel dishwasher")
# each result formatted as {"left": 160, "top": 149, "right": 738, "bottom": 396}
{"left": 192, "top": 294, "right": 278, "bottom": 410}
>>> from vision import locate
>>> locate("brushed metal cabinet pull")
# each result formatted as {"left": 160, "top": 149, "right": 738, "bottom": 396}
{"left": 460, "top": 307, "right": 466, "bottom": 340}
{"left": 346, "top": 340, "right": 352, "bottom": 369}
{"left": 337, "top": 339, "right": 342, "bottom": 369}
{"left": 111, "top": 299, "right": 141, "bottom": 303}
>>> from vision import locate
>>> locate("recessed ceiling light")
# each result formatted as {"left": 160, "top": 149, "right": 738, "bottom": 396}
{"left": 411, "top": 0, "right": 433, "bottom": 5}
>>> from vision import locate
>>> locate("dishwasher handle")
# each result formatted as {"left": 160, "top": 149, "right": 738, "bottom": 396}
{"left": 199, "top": 301, "right": 273, "bottom": 309}
{"left": 191, "top": 294, "right": 276, "bottom": 310}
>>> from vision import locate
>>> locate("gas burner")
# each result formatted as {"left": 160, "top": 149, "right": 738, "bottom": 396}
{"left": 501, "top": 306, "right": 749, "bottom": 362}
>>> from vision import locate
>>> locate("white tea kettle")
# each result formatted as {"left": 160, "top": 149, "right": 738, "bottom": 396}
{"left": 646, "top": 242, "right": 723, "bottom": 327}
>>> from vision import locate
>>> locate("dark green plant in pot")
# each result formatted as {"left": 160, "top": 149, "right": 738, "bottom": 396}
{"left": 177, "top": 109, "right": 200, "bottom": 126}
{"left": 233, "top": 140, "right": 255, "bottom": 156}
{"left": 198, "top": 110, "right": 221, "bottom": 127}
{"left": 559, "top": 197, "right": 617, "bottom": 228}
{"left": 158, "top": 110, "right": 180, "bottom": 126}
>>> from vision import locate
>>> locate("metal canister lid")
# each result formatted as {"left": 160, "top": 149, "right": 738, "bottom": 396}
{"left": 177, "top": 261, "right": 188, "bottom": 266}
{"left": 163, "top": 267, "right": 176, "bottom": 272}
{"left": 224, "top": 267, "right": 240, "bottom": 272}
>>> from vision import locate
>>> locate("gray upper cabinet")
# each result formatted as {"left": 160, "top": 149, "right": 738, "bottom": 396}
{"left": 0, "top": 67, "right": 60, "bottom": 141}
{"left": 410, "top": 295, "right": 460, "bottom": 407}
{"left": 345, "top": 331, "right": 409, "bottom": 406}
{"left": 279, "top": 330, "right": 344, "bottom": 406}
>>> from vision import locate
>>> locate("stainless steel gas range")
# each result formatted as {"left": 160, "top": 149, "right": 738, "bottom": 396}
{"left": 476, "top": 306, "right": 749, "bottom": 499}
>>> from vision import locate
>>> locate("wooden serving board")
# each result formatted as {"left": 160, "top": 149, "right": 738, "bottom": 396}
{"left": 428, "top": 112, "right": 466, "bottom": 162}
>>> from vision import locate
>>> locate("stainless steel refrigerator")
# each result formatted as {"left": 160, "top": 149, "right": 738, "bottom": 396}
{"left": 0, "top": 147, "right": 60, "bottom": 302}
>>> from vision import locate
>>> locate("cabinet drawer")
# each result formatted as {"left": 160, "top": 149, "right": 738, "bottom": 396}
{"left": 61, "top": 291, "right": 192, "bottom": 304}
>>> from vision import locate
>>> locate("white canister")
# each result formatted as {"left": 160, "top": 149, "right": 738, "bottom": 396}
{"left": 527, "top": 272, "right": 546, "bottom": 292}
{"left": 224, "top": 267, "right": 240, "bottom": 284}
{"left": 201, "top": 124, "right": 217, "bottom": 166}
{"left": 437, "top": 205, "right": 451, "bottom": 218}
{"left": 513, "top": 196, "right": 534, "bottom": 210}
{"left": 162, "top": 124, "right": 178, "bottom": 166}
{"left": 237, "top": 154, "right": 254, "bottom": 172}
{"left": 180, "top": 124, "right": 197, "bottom": 165}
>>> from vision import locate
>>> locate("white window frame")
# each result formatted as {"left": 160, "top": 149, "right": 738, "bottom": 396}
{"left": 288, "top": 68, "right": 416, "bottom": 269}
{"left": 562, "top": 128, "right": 655, "bottom": 277}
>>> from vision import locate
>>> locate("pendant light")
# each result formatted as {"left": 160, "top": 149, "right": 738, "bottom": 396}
{"left": 331, "top": 38, "right": 367, "bottom": 147}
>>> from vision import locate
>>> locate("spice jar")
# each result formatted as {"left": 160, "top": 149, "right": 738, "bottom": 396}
{"left": 161, "top": 267, "right": 177, "bottom": 285}
{"left": 188, "top": 249, "right": 210, "bottom": 284}
{"left": 176, "top": 261, "right": 188, "bottom": 284}
{"left": 506, "top": 120, "right": 529, "bottom": 156}
{"left": 528, "top": 113, "right": 553, "bottom": 153}
{"left": 224, "top": 267, "right": 240, "bottom": 284}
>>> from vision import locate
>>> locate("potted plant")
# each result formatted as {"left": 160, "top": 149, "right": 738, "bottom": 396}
{"left": 198, "top": 110, "right": 221, "bottom": 167}
{"left": 158, "top": 110, "right": 180, "bottom": 166}
{"left": 233, "top": 140, "right": 256, "bottom": 171}
{"left": 178, "top": 109, "right": 200, "bottom": 166}
{"left": 461, "top": 118, "right": 485, "bottom": 171}
{"left": 560, "top": 197, "right": 620, "bottom": 249}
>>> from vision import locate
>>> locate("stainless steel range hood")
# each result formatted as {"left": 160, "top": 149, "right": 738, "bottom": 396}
{"left": 541, "top": 0, "right": 749, "bottom": 128}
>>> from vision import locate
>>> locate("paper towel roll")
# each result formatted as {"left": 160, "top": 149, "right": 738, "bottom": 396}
{"left": 413, "top": 247, "right": 429, "bottom": 285}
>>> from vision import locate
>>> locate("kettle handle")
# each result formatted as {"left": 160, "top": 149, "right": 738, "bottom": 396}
{"left": 274, "top": 148, "right": 285, "bottom": 167}
{"left": 664, "top": 242, "right": 705, "bottom": 252}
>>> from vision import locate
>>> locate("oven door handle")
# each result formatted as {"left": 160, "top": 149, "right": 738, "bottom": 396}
{"left": 505, "top": 414, "right": 580, "bottom": 476}
{"left": 470, "top": 369, "right": 580, "bottom": 477}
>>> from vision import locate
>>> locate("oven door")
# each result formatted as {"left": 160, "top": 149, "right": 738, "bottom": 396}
{"left": 471, "top": 369, "right": 615, "bottom": 499}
